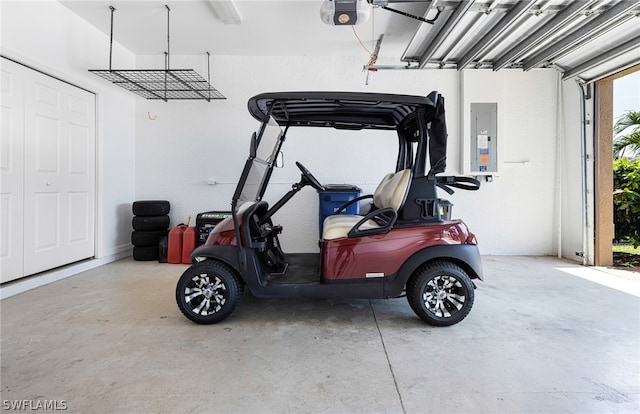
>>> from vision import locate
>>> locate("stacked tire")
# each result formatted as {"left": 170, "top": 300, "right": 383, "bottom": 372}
{"left": 132, "top": 200, "right": 170, "bottom": 261}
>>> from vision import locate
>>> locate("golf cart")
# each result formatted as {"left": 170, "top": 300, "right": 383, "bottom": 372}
{"left": 176, "top": 91, "right": 483, "bottom": 326}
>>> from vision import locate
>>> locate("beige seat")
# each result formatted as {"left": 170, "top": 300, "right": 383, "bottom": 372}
{"left": 322, "top": 169, "right": 412, "bottom": 240}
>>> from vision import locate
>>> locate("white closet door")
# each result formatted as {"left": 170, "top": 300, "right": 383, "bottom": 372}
{"left": 0, "top": 59, "right": 26, "bottom": 282}
{"left": 0, "top": 58, "right": 96, "bottom": 282}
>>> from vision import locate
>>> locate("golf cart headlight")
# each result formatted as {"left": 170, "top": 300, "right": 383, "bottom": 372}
{"left": 320, "top": 0, "right": 371, "bottom": 26}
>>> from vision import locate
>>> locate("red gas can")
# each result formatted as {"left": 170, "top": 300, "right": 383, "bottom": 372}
{"left": 167, "top": 226, "right": 185, "bottom": 264}
{"left": 182, "top": 227, "right": 197, "bottom": 264}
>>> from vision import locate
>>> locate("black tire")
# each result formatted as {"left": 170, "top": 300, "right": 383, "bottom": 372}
{"left": 131, "top": 230, "right": 168, "bottom": 247}
{"left": 158, "top": 236, "right": 168, "bottom": 263}
{"left": 132, "top": 215, "right": 170, "bottom": 231}
{"left": 133, "top": 245, "right": 159, "bottom": 261}
{"left": 132, "top": 200, "right": 170, "bottom": 216}
{"left": 407, "top": 260, "right": 475, "bottom": 326}
{"left": 176, "top": 261, "right": 244, "bottom": 324}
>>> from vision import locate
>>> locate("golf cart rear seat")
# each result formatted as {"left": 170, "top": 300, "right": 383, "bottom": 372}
{"left": 322, "top": 169, "right": 412, "bottom": 240}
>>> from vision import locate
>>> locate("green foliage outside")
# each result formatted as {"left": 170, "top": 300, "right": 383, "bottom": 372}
{"left": 611, "top": 109, "right": 639, "bottom": 267}
{"left": 613, "top": 110, "right": 640, "bottom": 158}
{"left": 613, "top": 244, "right": 640, "bottom": 268}
{"left": 613, "top": 157, "right": 640, "bottom": 248}
{"left": 613, "top": 244, "right": 640, "bottom": 255}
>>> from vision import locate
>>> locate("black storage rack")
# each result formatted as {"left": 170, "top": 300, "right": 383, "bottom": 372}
{"left": 89, "top": 5, "right": 225, "bottom": 102}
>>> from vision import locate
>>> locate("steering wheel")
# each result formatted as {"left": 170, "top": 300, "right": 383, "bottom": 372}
{"left": 295, "top": 161, "right": 324, "bottom": 191}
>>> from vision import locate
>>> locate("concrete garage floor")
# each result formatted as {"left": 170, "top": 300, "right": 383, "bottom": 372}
{"left": 1, "top": 256, "right": 638, "bottom": 413}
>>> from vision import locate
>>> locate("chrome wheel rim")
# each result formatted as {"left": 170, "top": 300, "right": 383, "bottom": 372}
{"left": 422, "top": 275, "right": 466, "bottom": 318}
{"left": 183, "top": 273, "right": 227, "bottom": 316}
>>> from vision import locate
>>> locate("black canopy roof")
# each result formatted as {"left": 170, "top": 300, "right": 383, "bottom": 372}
{"left": 247, "top": 91, "right": 440, "bottom": 130}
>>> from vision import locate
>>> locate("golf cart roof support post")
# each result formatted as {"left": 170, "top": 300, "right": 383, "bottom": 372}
{"left": 255, "top": 101, "right": 276, "bottom": 147}
{"left": 414, "top": 108, "right": 428, "bottom": 177}
{"left": 396, "top": 123, "right": 411, "bottom": 172}
{"left": 427, "top": 92, "right": 447, "bottom": 176}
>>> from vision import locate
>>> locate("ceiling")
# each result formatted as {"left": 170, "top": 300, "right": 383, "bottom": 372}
{"left": 61, "top": 0, "right": 640, "bottom": 83}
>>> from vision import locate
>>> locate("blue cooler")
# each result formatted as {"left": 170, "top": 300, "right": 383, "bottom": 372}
{"left": 318, "top": 184, "right": 361, "bottom": 236}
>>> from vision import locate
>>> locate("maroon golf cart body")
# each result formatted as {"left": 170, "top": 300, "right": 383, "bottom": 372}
{"left": 176, "top": 91, "right": 483, "bottom": 326}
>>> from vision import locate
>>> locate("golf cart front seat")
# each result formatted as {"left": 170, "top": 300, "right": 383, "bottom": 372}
{"left": 322, "top": 169, "right": 412, "bottom": 240}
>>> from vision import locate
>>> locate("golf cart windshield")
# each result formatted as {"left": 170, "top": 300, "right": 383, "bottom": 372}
{"left": 233, "top": 116, "right": 284, "bottom": 209}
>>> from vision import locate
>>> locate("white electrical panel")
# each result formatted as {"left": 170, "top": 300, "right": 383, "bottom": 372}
{"left": 470, "top": 103, "right": 497, "bottom": 173}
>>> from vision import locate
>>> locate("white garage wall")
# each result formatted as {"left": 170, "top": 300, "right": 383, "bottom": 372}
{"left": 135, "top": 54, "right": 563, "bottom": 255}
{"left": 1, "top": 0, "right": 137, "bottom": 260}
{"left": 457, "top": 69, "right": 560, "bottom": 255}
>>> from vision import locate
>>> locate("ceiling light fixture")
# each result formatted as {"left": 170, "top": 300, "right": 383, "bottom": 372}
{"left": 205, "top": 0, "right": 242, "bottom": 24}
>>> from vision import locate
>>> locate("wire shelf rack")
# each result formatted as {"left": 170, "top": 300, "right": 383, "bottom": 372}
{"left": 89, "top": 69, "right": 225, "bottom": 101}
{"left": 89, "top": 5, "right": 225, "bottom": 101}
